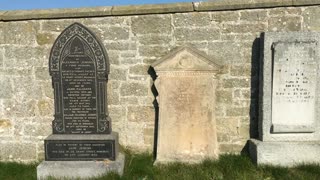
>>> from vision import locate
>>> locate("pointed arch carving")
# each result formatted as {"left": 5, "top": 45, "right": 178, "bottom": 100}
{"left": 49, "top": 23, "right": 111, "bottom": 134}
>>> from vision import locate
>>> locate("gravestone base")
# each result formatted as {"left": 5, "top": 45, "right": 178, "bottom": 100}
{"left": 37, "top": 153, "right": 125, "bottom": 180}
{"left": 44, "top": 132, "right": 119, "bottom": 161}
{"left": 249, "top": 139, "right": 320, "bottom": 167}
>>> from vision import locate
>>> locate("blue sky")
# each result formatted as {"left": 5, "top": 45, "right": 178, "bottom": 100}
{"left": 0, "top": 0, "right": 196, "bottom": 10}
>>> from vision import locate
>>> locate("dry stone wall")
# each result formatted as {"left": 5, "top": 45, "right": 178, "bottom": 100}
{"left": 0, "top": 1, "right": 320, "bottom": 162}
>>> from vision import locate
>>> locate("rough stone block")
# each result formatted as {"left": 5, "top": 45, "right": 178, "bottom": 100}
{"left": 132, "top": 15, "right": 171, "bottom": 35}
{"left": 138, "top": 35, "right": 171, "bottom": 45}
{"left": 0, "top": 77, "right": 13, "bottom": 99}
{"left": 109, "top": 66, "right": 127, "bottom": 81}
{"left": 240, "top": 10, "right": 268, "bottom": 21}
{"left": 37, "top": 153, "right": 125, "bottom": 180}
{"left": 1, "top": 22, "right": 38, "bottom": 45}
{"left": 268, "top": 16, "right": 302, "bottom": 32}
{"left": 302, "top": 7, "right": 320, "bottom": 31}
{"left": 173, "top": 12, "right": 211, "bottom": 27}
{"left": 211, "top": 11, "right": 239, "bottom": 22}
{"left": 36, "top": 33, "right": 56, "bottom": 45}
{"left": 120, "top": 82, "right": 148, "bottom": 96}
{"left": 0, "top": 142, "right": 37, "bottom": 161}
{"left": 174, "top": 27, "right": 220, "bottom": 41}
{"left": 129, "top": 64, "right": 149, "bottom": 75}
{"left": 127, "top": 106, "right": 154, "bottom": 122}
{"left": 139, "top": 46, "right": 170, "bottom": 58}
{"left": 222, "top": 23, "right": 267, "bottom": 33}
{"left": 103, "top": 27, "right": 130, "bottom": 40}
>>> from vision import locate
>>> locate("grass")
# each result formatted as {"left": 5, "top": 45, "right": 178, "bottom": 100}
{"left": 1, "top": 151, "right": 320, "bottom": 180}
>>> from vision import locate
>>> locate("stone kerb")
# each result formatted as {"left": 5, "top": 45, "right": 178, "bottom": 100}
{"left": 152, "top": 46, "right": 221, "bottom": 163}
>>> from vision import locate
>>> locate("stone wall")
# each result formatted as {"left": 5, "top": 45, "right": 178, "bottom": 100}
{"left": 0, "top": 1, "right": 320, "bottom": 162}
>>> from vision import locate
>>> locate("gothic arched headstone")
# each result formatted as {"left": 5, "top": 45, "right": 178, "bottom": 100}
{"left": 49, "top": 23, "right": 110, "bottom": 134}
{"left": 38, "top": 23, "right": 124, "bottom": 179}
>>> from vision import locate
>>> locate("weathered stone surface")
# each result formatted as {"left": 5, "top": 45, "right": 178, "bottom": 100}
{"left": 109, "top": 106, "right": 126, "bottom": 123}
{"left": 36, "top": 33, "right": 56, "bottom": 45}
{"left": 12, "top": 77, "right": 43, "bottom": 99}
{"left": 82, "top": 17, "right": 129, "bottom": 26}
{"left": 173, "top": 12, "right": 211, "bottom": 27}
{"left": 174, "top": 28, "right": 220, "bottom": 41}
{"left": 24, "top": 123, "right": 51, "bottom": 137}
{"left": 35, "top": 67, "right": 50, "bottom": 81}
{"left": 208, "top": 42, "right": 246, "bottom": 64}
{"left": 0, "top": 119, "right": 12, "bottom": 134}
{"left": 1, "top": 7, "right": 112, "bottom": 21}
{"left": 216, "top": 90, "right": 232, "bottom": 104}
{"left": 109, "top": 66, "right": 127, "bottom": 81}
{"left": 120, "top": 82, "right": 148, "bottom": 96}
{"left": 1, "top": 21, "right": 38, "bottom": 45}
{"left": 222, "top": 23, "right": 267, "bottom": 33}
{"left": 103, "top": 27, "right": 130, "bottom": 40}
{"left": 4, "top": 99, "right": 37, "bottom": 118}
{"left": 112, "top": 3, "right": 193, "bottom": 15}
{"left": 223, "top": 78, "right": 250, "bottom": 88}
{"left": 268, "top": 16, "right": 301, "bottom": 32}
{"left": 4, "top": 46, "right": 46, "bottom": 68}
{"left": 129, "top": 64, "right": 149, "bottom": 75}
{"left": 240, "top": 10, "right": 268, "bottom": 21}
{"left": 230, "top": 65, "right": 252, "bottom": 76}
{"left": 226, "top": 107, "right": 249, "bottom": 117}
{"left": 194, "top": 0, "right": 292, "bottom": 11}
{"left": 0, "top": 77, "right": 13, "bottom": 99}
{"left": 138, "top": 35, "right": 171, "bottom": 45}
{"left": 302, "top": 7, "right": 320, "bottom": 31}
{"left": 0, "top": 142, "right": 37, "bottom": 161}
{"left": 153, "top": 47, "right": 221, "bottom": 163}
{"left": 37, "top": 99, "right": 53, "bottom": 117}
{"left": 139, "top": 46, "right": 170, "bottom": 58}
{"left": 211, "top": 11, "right": 239, "bottom": 22}
{"left": 127, "top": 106, "right": 154, "bottom": 122}
{"left": 132, "top": 15, "right": 171, "bottom": 35}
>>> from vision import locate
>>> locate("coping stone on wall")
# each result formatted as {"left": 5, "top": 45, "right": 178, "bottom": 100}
{"left": 112, "top": 3, "right": 194, "bottom": 15}
{"left": 194, "top": 0, "right": 292, "bottom": 11}
{"left": 0, "top": 7, "right": 112, "bottom": 21}
{"left": 1, "top": 0, "right": 320, "bottom": 21}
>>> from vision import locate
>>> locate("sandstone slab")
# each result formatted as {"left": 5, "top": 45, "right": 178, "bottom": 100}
{"left": 152, "top": 46, "right": 221, "bottom": 163}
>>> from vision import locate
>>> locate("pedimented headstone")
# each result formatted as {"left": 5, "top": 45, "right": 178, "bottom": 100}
{"left": 249, "top": 32, "right": 320, "bottom": 166}
{"left": 37, "top": 23, "right": 124, "bottom": 179}
{"left": 152, "top": 47, "right": 221, "bottom": 163}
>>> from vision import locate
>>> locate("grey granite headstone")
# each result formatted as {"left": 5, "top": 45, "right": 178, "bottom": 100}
{"left": 37, "top": 23, "right": 124, "bottom": 179}
{"left": 249, "top": 32, "right": 320, "bottom": 167}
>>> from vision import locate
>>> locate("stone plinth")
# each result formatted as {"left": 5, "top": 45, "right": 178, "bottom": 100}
{"left": 249, "top": 32, "right": 320, "bottom": 166}
{"left": 37, "top": 153, "right": 125, "bottom": 179}
{"left": 152, "top": 46, "right": 221, "bottom": 163}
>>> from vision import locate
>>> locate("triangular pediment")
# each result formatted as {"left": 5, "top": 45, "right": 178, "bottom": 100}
{"left": 152, "top": 46, "right": 221, "bottom": 72}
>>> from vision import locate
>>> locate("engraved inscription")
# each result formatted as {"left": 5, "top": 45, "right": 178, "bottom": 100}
{"left": 46, "top": 140, "right": 115, "bottom": 161}
{"left": 272, "top": 42, "right": 317, "bottom": 126}
{"left": 62, "top": 58, "right": 97, "bottom": 133}
{"left": 49, "top": 23, "right": 111, "bottom": 134}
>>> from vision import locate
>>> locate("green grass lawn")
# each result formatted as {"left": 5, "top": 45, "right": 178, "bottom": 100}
{"left": 1, "top": 151, "right": 320, "bottom": 180}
